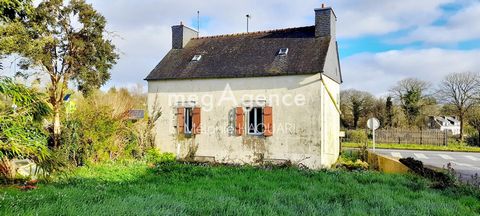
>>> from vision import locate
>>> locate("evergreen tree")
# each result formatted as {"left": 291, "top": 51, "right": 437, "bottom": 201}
{"left": 385, "top": 96, "right": 393, "bottom": 128}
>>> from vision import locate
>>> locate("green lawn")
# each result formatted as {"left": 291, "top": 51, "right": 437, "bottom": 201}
{"left": 342, "top": 142, "right": 480, "bottom": 152}
{"left": 1, "top": 162, "right": 479, "bottom": 215}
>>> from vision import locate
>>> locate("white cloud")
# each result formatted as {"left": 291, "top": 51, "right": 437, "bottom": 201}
{"left": 342, "top": 48, "right": 480, "bottom": 96}
{"left": 395, "top": 2, "right": 480, "bottom": 44}
{"left": 87, "top": 0, "right": 324, "bottom": 88}
{"left": 86, "top": 0, "right": 462, "bottom": 88}
{"left": 332, "top": 0, "right": 455, "bottom": 38}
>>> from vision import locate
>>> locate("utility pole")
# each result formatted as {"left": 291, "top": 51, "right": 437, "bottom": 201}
{"left": 246, "top": 14, "right": 251, "bottom": 33}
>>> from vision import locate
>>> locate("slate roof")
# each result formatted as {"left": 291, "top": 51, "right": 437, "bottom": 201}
{"left": 145, "top": 26, "right": 333, "bottom": 81}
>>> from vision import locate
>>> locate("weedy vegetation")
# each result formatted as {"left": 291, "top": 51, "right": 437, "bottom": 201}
{"left": 1, "top": 162, "right": 479, "bottom": 215}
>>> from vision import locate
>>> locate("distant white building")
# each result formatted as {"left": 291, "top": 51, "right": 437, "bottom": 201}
{"left": 427, "top": 116, "right": 460, "bottom": 135}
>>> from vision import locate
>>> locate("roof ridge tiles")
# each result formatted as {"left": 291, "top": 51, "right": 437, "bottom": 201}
{"left": 192, "top": 25, "right": 315, "bottom": 40}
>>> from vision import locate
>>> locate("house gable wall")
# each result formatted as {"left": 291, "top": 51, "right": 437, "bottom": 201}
{"left": 322, "top": 37, "right": 342, "bottom": 83}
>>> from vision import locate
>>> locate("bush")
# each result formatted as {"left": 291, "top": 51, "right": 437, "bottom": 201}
{"left": 60, "top": 89, "right": 147, "bottom": 166}
{"left": 145, "top": 148, "right": 176, "bottom": 164}
{"left": 341, "top": 149, "right": 362, "bottom": 161}
{"left": 335, "top": 156, "right": 369, "bottom": 171}
{"left": 399, "top": 157, "right": 456, "bottom": 189}
{"left": 466, "top": 133, "right": 480, "bottom": 147}
{"left": 61, "top": 99, "right": 125, "bottom": 164}
{"left": 345, "top": 130, "right": 368, "bottom": 144}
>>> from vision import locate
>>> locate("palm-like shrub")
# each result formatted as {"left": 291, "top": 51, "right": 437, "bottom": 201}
{"left": 0, "top": 77, "right": 51, "bottom": 182}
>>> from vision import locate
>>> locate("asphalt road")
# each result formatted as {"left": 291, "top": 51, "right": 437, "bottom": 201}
{"left": 374, "top": 149, "right": 480, "bottom": 180}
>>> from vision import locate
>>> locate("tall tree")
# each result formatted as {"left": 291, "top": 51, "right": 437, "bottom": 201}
{"left": 0, "top": 0, "right": 118, "bottom": 147}
{"left": 385, "top": 96, "right": 394, "bottom": 128}
{"left": 340, "top": 89, "right": 375, "bottom": 129}
{"left": 0, "top": 0, "right": 32, "bottom": 21}
{"left": 0, "top": 0, "right": 32, "bottom": 71}
{"left": 437, "top": 72, "right": 480, "bottom": 141}
{"left": 371, "top": 97, "right": 387, "bottom": 128}
{"left": 390, "top": 78, "right": 430, "bottom": 127}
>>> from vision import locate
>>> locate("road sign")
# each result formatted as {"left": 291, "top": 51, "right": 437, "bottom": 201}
{"left": 367, "top": 118, "right": 380, "bottom": 152}
{"left": 367, "top": 118, "right": 380, "bottom": 130}
{"left": 63, "top": 94, "right": 72, "bottom": 102}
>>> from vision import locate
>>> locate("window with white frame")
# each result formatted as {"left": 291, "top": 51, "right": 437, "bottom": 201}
{"left": 184, "top": 107, "right": 193, "bottom": 134}
{"left": 278, "top": 48, "right": 289, "bottom": 56}
{"left": 191, "top": 54, "right": 202, "bottom": 61}
{"left": 247, "top": 107, "right": 264, "bottom": 135}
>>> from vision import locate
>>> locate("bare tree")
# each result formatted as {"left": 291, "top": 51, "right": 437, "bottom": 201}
{"left": 437, "top": 72, "right": 480, "bottom": 141}
{"left": 390, "top": 78, "right": 430, "bottom": 127}
{"left": 340, "top": 89, "right": 375, "bottom": 129}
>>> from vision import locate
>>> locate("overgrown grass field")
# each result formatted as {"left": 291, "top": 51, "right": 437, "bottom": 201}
{"left": 1, "top": 162, "right": 479, "bottom": 215}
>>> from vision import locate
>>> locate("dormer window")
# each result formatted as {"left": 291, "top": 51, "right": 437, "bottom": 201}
{"left": 191, "top": 55, "right": 202, "bottom": 61}
{"left": 278, "top": 48, "right": 288, "bottom": 56}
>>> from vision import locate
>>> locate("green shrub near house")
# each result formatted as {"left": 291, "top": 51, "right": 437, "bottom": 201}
{"left": 335, "top": 157, "right": 369, "bottom": 171}
{"left": 344, "top": 129, "right": 368, "bottom": 144}
{"left": 59, "top": 89, "right": 149, "bottom": 166}
{"left": 145, "top": 148, "right": 175, "bottom": 164}
{"left": 335, "top": 149, "right": 369, "bottom": 171}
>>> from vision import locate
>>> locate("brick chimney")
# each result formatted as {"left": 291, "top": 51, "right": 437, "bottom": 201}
{"left": 172, "top": 22, "right": 198, "bottom": 49}
{"left": 314, "top": 5, "right": 336, "bottom": 38}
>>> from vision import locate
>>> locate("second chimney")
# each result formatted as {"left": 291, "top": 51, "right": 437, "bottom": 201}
{"left": 314, "top": 6, "right": 336, "bottom": 38}
{"left": 172, "top": 23, "right": 198, "bottom": 49}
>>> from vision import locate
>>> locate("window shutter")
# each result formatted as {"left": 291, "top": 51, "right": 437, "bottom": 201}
{"left": 264, "top": 106, "right": 273, "bottom": 137}
{"left": 193, "top": 107, "right": 201, "bottom": 134}
{"left": 177, "top": 107, "right": 184, "bottom": 134}
{"left": 235, "top": 107, "right": 244, "bottom": 136}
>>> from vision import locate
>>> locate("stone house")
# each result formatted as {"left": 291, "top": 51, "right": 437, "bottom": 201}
{"left": 145, "top": 6, "right": 342, "bottom": 169}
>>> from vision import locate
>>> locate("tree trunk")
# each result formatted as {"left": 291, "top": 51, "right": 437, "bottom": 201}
{"left": 353, "top": 115, "right": 359, "bottom": 129}
{"left": 49, "top": 74, "right": 66, "bottom": 149}
{"left": 53, "top": 105, "right": 61, "bottom": 148}
{"left": 459, "top": 114, "right": 464, "bottom": 142}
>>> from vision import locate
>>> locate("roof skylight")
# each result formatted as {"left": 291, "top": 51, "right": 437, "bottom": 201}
{"left": 278, "top": 48, "right": 289, "bottom": 56}
{"left": 191, "top": 55, "right": 202, "bottom": 61}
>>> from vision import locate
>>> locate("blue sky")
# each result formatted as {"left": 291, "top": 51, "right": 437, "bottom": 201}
{"left": 337, "top": 2, "right": 480, "bottom": 58}
{"left": 1, "top": 0, "right": 480, "bottom": 95}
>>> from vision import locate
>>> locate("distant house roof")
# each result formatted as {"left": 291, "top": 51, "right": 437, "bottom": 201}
{"left": 128, "top": 109, "right": 145, "bottom": 120}
{"left": 145, "top": 26, "right": 336, "bottom": 82}
{"left": 430, "top": 116, "right": 460, "bottom": 127}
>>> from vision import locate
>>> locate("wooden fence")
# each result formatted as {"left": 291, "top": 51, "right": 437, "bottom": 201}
{"left": 375, "top": 129, "right": 449, "bottom": 146}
